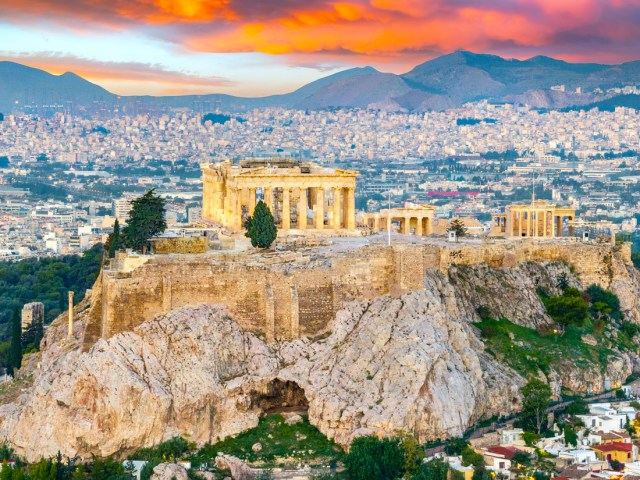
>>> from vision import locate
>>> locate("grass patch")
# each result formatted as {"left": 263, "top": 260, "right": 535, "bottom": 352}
{"left": 192, "top": 414, "right": 344, "bottom": 469}
{"left": 474, "top": 318, "right": 616, "bottom": 377}
{"left": 0, "top": 375, "right": 33, "bottom": 403}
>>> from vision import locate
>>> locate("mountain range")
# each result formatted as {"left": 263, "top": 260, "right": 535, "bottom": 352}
{"left": 1, "top": 51, "right": 639, "bottom": 113}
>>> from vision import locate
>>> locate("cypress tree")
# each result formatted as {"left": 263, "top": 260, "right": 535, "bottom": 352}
{"left": 245, "top": 200, "right": 277, "bottom": 249}
{"left": 8, "top": 308, "right": 22, "bottom": 376}
{"left": 122, "top": 189, "right": 167, "bottom": 253}
{"left": 107, "top": 219, "right": 121, "bottom": 258}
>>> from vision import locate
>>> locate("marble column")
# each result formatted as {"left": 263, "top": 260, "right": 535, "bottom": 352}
{"left": 315, "top": 188, "right": 324, "bottom": 229}
{"left": 264, "top": 187, "right": 273, "bottom": 212}
{"left": 223, "top": 186, "right": 231, "bottom": 226}
{"left": 215, "top": 181, "right": 224, "bottom": 223}
{"left": 346, "top": 187, "right": 355, "bottom": 230}
{"left": 332, "top": 187, "right": 342, "bottom": 229}
{"left": 282, "top": 187, "right": 291, "bottom": 230}
{"left": 298, "top": 188, "right": 307, "bottom": 229}
{"left": 234, "top": 189, "right": 243, "bottom": 230}
{"left": 518, "top": 212, "right": 523, "bottom": 237}
{"left": 416, "top": 216, "right": 423, "bottom": 236}
{"left": 402, "top": 217, "right": 411, "bottom": 234}
{"left": 248, "top": 188, "right": 256, "bottom": 216}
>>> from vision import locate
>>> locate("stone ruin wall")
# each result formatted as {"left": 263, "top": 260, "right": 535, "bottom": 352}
{"left": 82, "top": 240, "right": 632, "bottom": 349}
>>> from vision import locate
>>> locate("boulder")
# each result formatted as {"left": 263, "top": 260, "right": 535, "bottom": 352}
{"left": 151, "top": 463, "right": 188, "bottom": 480}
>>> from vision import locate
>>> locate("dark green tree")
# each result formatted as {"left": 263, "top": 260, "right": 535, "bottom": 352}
{"left": 556, "top": 272, "right": 570, "bottom": 291}
{"left": 544, "top": 294, "right": 588, "bottom": 326}
{"left": 461, "top": 447, "right": 485, "bottom": 468}
{"left": 344, "top": 436, "right": 406, "bottom": 480}
{"left": 71, "top": 465, "right": 86, "bottom": 480}
{"left": 244, "top": 200, "right": 277, "bottom": 249}
{"left": 122, "top": 189, "right": 167, "bottom": 253}
{"left": 625, "top": 415, "right": 635, "bottom": 436}
{"left": 0, "top": 444, "right": 15, "bottom": 462}
{"left": 412, "top": 458, "right": 449, "bottom": 480}
{"left": 29, "top": 458, "right": 58, "bottom": 480}
{"left": 90, "top": 456, "right": 126, "bottom": 480}
{"left": 447, "top": 219, "right": 467, "bottom": 242}
{"left": 565, "top": 398, "right": 588, "bottom": 416}
{"left": 586, "top": 284, "right": 621, "bottom": 319}
{"left": 521, "top": 378, "right": 552, "bottom": 434}
{"left": 0, "top": 460, "right": 12, "bottom": 480}
{"left": 563, "top": 424, "right": 577, "bottom": 447}
{"left": 8, "top": 308, "right": 21, "bottom": 376}
{"left": 139, "top": 459, "right": 161, "bottom": 480}
{"left": 105, "top": 219, "right": 122, "bottom": 258}
{"left": 444, "top": 438, "right": 469, "bottom": 456}
{"left": 511, "top": 451, "right": 532, "bottom": 466}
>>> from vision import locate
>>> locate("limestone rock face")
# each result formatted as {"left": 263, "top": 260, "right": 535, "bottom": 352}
{"left": 151, "top": 463, "right": 189, "bottom": 480}
{"left": 0, "top": 306, "right": 280, "bottom": 462}
{"left": 447, "top": 262, "right": 573, "bottom": 328}
{"left": 0, "top": 261, "right": 636, "bottom": 462}
{"left": 279, "top": 280, "right": 521, "bottom": 445}
{"left": 0, "top": 289, "right": 521, "bottom": 462}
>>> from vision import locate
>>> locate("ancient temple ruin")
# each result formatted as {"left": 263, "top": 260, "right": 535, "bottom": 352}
{"left": 201, "top": 159, "right": 358, "bottom": 233}
{"left": 491, "top": 200, "right": 576, "bottom": 238}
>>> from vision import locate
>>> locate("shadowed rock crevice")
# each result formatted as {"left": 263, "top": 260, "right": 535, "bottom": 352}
{"left": 249, "top": 379, "right": 309, "bottom": 415}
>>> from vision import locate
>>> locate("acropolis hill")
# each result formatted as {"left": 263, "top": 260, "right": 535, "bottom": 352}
{"left": 5, "top": 159, "right": 640, "bottom": 463}
{"left": 4, "top": 230, "right": 640, "bottom": 462}
{"left": 82, "top": 234, "right": 637, "bottom": 350}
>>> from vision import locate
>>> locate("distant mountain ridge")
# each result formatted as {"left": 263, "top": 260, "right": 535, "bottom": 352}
{"left": 1, "top": 51, "right": 639, "bottom": 113}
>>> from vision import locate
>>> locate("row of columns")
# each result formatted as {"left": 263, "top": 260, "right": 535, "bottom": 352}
{"left": 507, "top": 210, "right": 573, "bottom": 238}
{"left": 366, "top": 215, "right": 433, "bottom": 236}
{"left": 205, "top": 179, "right": 356, "bottom": 231}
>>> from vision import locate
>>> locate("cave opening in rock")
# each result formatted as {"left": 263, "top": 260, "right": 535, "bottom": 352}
{"left": 249, "top": 379, "right": 309, "bottom": 415}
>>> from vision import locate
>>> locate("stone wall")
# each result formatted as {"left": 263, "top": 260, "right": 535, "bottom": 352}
{"left": 150, "top": 236, "right": 208, "bottom": 254}
{"left": 83, "top": 239, "right": 633, "bottom": 349}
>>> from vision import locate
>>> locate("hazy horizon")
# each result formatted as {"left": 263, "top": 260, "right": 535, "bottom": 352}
{"left": 1, "top": 0, "right": 639, "bottom": 97}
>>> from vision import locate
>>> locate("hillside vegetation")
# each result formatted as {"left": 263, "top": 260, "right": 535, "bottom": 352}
{"left": 0, "top": 243, "right": 103, "bottom": 344}
{"left": 475, "top": 282, "right": 636, "bottom": 386}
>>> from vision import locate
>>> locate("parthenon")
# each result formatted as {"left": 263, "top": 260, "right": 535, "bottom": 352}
{"left": 202, "top": 159, "right": 359, "bottom": 232}
{"left": 491, "top": 200, "right": 575, "bottom": 238}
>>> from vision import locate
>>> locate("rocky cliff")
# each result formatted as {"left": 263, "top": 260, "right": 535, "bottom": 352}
{"left": 0, "top": 247, "right": 638, "bottom": 463}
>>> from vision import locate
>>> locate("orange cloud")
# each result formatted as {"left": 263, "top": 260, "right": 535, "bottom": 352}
{"left": 0, "top": 0, "right": 639, "bottom": 68}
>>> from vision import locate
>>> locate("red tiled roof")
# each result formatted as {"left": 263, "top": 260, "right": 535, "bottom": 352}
{"left": 591, "top": 443, "right": 633, "bottom": 452}
{"left": 487, "top": 446, "right": 518, "bottom": 458}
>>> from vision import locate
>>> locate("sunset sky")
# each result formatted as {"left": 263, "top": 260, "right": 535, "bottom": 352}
{"left": 1, "top": 0, "right": 639, "bottom": 97}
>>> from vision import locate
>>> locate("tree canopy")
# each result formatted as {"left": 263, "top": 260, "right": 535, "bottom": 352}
{"left": 447, "top": 219, "right": 468, "bottom": 241}
{"left": 104, "top": 219, "right": 122, "bottom": 258}
{"left": 7, "top": 309, "right": 21, "bottom": 376}
{"left": 122, "top": 189, "right": 167, "bottom": 252}
{"left": 344, "top": 436, "right": 406, "bottom": 480}
{"left": 0, "top": 244, "right": 103, "bottom": 366}
{"left": 521, "top": 378, "right": 552, "bottom": 434}
{"left": 543, "top": 288, "right": 588, "bottom": 326}
{"left": 245, "top": 200, "right": 277, "bottom": 249}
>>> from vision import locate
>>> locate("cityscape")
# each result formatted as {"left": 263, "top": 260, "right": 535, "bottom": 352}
{"left": 3, "top": 0, "right": 640, "bottom": 479}
{"left": 1, "top": 99, "right": 640, "bottom": 258}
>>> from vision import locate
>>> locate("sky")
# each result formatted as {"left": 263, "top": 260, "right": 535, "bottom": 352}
{"left": 1, "top": 0, "right": 639, "bottom": 97}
